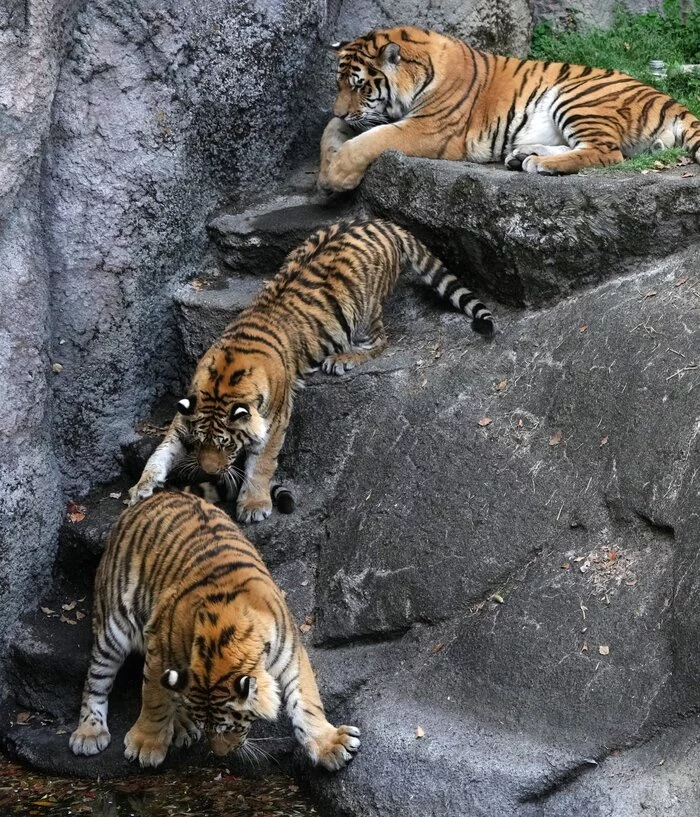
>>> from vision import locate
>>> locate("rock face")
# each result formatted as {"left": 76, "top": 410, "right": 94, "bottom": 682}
{"left": 362, "top": 152, "right": 700, "bottom": 307}
{"left": 331, "top": 0, "right": 534, "bottom": 56}
{"left": 0, "top": 0, "right": 71, "bottom": 694}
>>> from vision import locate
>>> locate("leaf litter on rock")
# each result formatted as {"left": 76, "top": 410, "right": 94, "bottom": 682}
{"left": 0, "top": 757, "right": 317, "bottom": 817}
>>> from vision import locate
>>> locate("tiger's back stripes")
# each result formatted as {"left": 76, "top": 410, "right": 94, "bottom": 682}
{"left": 129, "top": 219, "right": 493, "bottom": 522}
{"left": 319, "top": 26, "right": 700, "bottom": 190}
{"left": 70, "top": 491, "right": 360, "bottom": 770}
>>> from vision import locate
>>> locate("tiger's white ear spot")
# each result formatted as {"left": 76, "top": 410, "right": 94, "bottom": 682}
{"left": 160, "top": 667, "right": 189, "bottom": 691}
{"left": 178, "top": 399, "right": 190, "bottom": 411}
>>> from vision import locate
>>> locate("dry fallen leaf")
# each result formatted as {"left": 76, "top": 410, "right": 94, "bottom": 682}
{"left": 62, "top": 600, "right": 77, "bottom": 611}
{"left": 579, "top": 324, "right": 589, "bottom": 333}
{"left": 415, "top": 726, "right": 425, "bottom": 739}
{"left": 76, "top": 611, "right": 86, "bottom": 621}
{"left": 681, "top": 171, "right": 693, "bottom": 178}
{"left": 549, "top": 430, "right": 563, "bottom": 446}
{"left": 431, "top": 642, "right": 445, "bottom": 654}
{"left": 51, "top": 362, "right": 64, "bottom": 374}
{"left": 598, "top": 645, "right": 610, "bottom": 656}
{"left": 478, "top": 417, "right": 492, "bottom": 427}
{"left": 599, "top": 435, "right": 609, "bottom": 447}
{"left": 16, "top": 711, "right": 32, "bottom": 724}
{"left": 490, "top": 593, "right": 504, "bottom": 604}
{"left": 60, "top": 615, "right": 77, "bottom": 625}
{"left": 653, "top": 160, "right": 667, "bottom": 170}
{"left": 66, "top": 501, "right": 86, "bottom": 523}
{"left": 675, "top": 277, "right": 689, "bottom": 287}
{"left": 495, "top": 379, "right": 508, "bottom": 392}
{"left": 40, "top": 607, "right": 56, "bottom": 616}
{"left": 642, "top": 290, "right": 658, "bottom": 299}
{"left": 109, "top": 491, "right": 122, "bottom": 499}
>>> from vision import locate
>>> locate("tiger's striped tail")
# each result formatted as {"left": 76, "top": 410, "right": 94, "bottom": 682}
{"left": 398, "top": 229, "right": 495, "bottom": 336}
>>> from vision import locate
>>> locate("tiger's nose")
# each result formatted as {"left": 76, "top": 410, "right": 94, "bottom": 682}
{"left": 197, "top": 445, "right": 228, "bottom": 475}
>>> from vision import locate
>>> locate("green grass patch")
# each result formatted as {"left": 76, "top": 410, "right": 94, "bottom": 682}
{"left": 585, "top": 146, "right": 688, "bottom": 172}
{"left": 529, "top": 0, "right": 700, "bottom": 122}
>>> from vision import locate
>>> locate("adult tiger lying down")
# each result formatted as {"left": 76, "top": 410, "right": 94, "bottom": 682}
{"left": 70, "top": 491, "right": 360, "bottom": 770}
{"left": 318, "top": 26, "right": 700, "bottom": 191}
{"left": 129, "top": 219, "right": 493, "bottom": 523}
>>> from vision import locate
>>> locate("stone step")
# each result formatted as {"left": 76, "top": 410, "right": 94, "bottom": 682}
{"left": 361, "top": 151, "right": 700, "bottom": 307}
{"left": 207, "top": 180, "right": 364, "bottom": 277}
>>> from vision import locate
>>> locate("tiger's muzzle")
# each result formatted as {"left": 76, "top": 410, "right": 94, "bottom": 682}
{"left": 197, "top": 445, "right": 229, "bottom": 475}
{"left": 206, "top": 728, "right": 249, "bottom": 757}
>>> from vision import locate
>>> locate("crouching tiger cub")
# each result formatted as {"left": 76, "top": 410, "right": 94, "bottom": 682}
{"left": 70, "top": 491, "right": 360, "bottom": 770}
{"left": 318, "top": 26, "right": 700, "bottom": 191}
{"left": 129, "top": 219, "right": 493, "bottom": 523}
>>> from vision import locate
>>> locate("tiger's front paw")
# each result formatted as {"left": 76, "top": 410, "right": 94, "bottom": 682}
{"left": 69, "top": 722, "right": 111, "bottom": 756}
{"left": 307, "top": 724, "right": 361, "bottom": 771}
{"left": 236, "top": 490, "right": 273, "bottom": 524}
{"left": 172, "top": 710, "right": 202, "bottom": 749}
{"left": 323, "top": 145, "right": 366, "bottom": 192}
{"left": 124, "top": 724, "right": 170, "bottom": 768}
{"left": 128, "top": 471, "right": 165, "bottom": 506}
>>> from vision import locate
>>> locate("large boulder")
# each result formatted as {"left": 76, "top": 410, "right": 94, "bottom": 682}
{"left": 362, "top": 151, "right": 700, "bottom": 307}
{"left": 8, "top": 244, "right": 700, "bottom": 817}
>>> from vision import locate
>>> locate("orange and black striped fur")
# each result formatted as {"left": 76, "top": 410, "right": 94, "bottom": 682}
{"left": 129, "top": 219, "right": 493, "bottom": 522}
{"left": 318, "top": 26, "right": 700, "bottom": 191}
{"left": 70, "top": 491, "right": 360, "bottom": 770}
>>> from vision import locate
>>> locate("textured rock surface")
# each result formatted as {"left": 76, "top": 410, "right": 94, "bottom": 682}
{"left": 6, "top": 246, "right": 700, "bottom": 817}
{"left": 362, "top": 151, "right": 700, "bottom": 307}
{"left": 331, "top": 0, "right": 534, "bottom": 57}
{"left": 46, "top": 0, "right": 329, "bottom": 494}
{"left": 0, "top": 0, "right": 72, "bottom": 691}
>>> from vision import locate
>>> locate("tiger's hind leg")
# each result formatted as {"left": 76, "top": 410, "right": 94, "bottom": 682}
{"left": 280, "top": 644, "right": 360, "bottom": 771}
{"left": 321, "top": 317, "right": 387, "bottom": 376}
{"left": 70, "top": 615, "right": 130, "bottom": 757}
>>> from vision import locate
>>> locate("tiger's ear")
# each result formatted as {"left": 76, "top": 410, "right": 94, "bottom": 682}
{"left": 161, "top": 668, "right": 189, "bottom": 691}
{"left": 379, "top": 42, "right": 401, "bottom": 66}
{"left": 229, "top": 404, "right": 250, "bottom": 421}
{"left": 176, "top": 395, "right": 197, "bottom": 415}
{"left": 233, "top": 675, "right": 257, "bottom": 700}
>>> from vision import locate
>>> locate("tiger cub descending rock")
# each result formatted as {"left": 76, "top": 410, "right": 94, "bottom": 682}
{"left": 129, "top": 219, "right": 493, "bottom": 523}
{"left": 70, "top": 491, "right": 360, "bottom": 771}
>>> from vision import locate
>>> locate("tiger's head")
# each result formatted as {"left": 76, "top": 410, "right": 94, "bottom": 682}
{"left": 161, "top": 612, "right": 281, "bottom": 756}
{"left": 331, "top": 28, "right": 436, "bottom": 131}
{"left": 175, "top": 343, "right": 287, "bottom": 480}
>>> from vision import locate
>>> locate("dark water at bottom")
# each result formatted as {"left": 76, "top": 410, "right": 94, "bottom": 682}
{"left": 0, "top": 756, "right": 317, "bottom": 817}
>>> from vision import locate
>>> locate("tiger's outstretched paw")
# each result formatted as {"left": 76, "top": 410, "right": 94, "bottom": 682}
{"left": 236, "top": 491, "right": 273, "bottom": 524}
{"left": 124, "top": 725, "right": 170, "bottom": 768}
{"left": 69, "top": 722, "right": 111, "bottom": 756}
{"left": 128, "top": 478, "right": 160, "bottom": 506}
{"left": 308, "top": 724, "right": 361, "bottom": 771}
